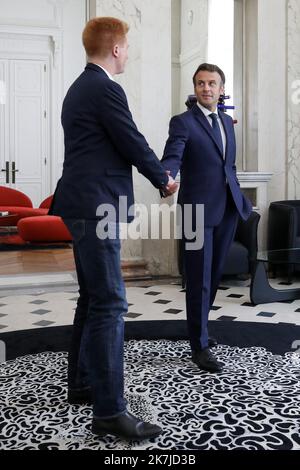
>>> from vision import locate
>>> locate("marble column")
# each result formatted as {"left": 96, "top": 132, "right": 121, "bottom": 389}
{"left": 96, "top": 0, "right": 143, "bottom": 272}
{"left": 257, "top": 0, "right": 286, "bottom": 204}
{"left": 287, "top": 0, "right": 300, "bottom": 199}
{"left": 179, "top": 0, "right": 209, "bottom": 114}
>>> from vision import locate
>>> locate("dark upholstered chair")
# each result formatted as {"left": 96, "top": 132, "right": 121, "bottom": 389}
{"left": 178, "top": 211, "right": 260, "bottom": 286}
{"left": 222, "top": 211, "right": 260, "bottom": 276}
{"left": 268, "top": 200, "right": 300, "bottom": 279}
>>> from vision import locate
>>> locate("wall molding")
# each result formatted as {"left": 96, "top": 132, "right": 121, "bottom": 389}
{"left": 0, "top": 0, "right": 66, "bottom": 29}
{"left": 179, "top": 45, "right": 206, "bottom": 67}
{"left": 237, "top": 171, "right": 273, "bottom": 183}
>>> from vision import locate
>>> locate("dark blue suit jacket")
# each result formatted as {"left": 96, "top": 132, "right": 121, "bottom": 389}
{"left": 161, "top": 105, "right": 252, "bottom": 227}
{"left": 50, "top": 63, "right": 168, "bottom": 221}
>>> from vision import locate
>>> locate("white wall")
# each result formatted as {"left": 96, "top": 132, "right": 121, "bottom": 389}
{"left": 208, "top": 0, "right": 234, "bottom": 111}
{"left": 179, "top": 0, "right": 209, "bottom": 114}
{"left": 62, "top": 0, "right": 87, "bottom": 95}
{"left": 287, "top": 0, "right": 300, "bottom": 199}
{"left": 171, "top": 0, "right": 181, "bottom": 116}
{"left": 0, "top": 0, "right": 87, "bottom": 189}
{"left": 257, "top": 0, "right": 287, "bottom": 203}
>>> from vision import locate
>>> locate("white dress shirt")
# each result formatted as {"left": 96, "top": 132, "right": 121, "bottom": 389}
{"left": 94, "top": 63, "right": 114, "bottom": 81}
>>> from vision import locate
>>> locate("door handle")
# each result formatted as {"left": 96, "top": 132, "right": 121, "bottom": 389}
{"left": 11, "top": 161, "right": 19, "bottom": 184}
{"left": 1, "top": 161, "right": 9, "bottom": 183}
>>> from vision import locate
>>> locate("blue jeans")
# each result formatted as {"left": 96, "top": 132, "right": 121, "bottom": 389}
{"left": 63, "top": 219, "right": 127, "bottom": 418}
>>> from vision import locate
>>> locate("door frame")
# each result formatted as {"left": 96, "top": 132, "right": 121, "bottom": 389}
{"left": 0, "top": 26, "right": 64, "bottom": 197}
{"left": 1, "top": 56, "right": 50, "bottom": 202}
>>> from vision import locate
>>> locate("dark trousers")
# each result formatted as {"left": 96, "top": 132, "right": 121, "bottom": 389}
{"left": 184, "top": 192, "right": 239, "bottom": 351}
{"left": 63, "top": 219, "right": 127, "bottom": 418}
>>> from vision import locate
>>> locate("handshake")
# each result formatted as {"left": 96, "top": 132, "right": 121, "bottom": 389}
{"left": 161, "top": 170, "right": 179, "bottom": 198}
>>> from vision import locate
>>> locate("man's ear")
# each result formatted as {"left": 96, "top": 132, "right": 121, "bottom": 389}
{"left": 112, "top": 45, "right": 119, "bottom": 58}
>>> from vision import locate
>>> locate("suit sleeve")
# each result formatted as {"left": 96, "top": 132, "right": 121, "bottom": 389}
{"left": 161, "top": 115, "right": 189, "bottom": 179}
{"left": 98, "top": 81, "right": 168, "bottom": 189}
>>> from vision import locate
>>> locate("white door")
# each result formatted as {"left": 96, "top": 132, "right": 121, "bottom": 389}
{"left": 0, "top": 58, "right": 49, "bottom": 207}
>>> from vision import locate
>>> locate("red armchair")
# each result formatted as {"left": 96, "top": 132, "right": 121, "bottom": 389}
{"left": 18, "top": 215, "right": 72, "bottom": 242}
{"left": 39, "top": 195, "right": 53, "bottom": 209}
{"left": 0, "top": 187, "right": 71, "bottom": 242}
{"left": 0, "top": 186, "right": 47, "bottom": 226}
{"left": 17, "top": 194, "right": 72, "bottom": 242}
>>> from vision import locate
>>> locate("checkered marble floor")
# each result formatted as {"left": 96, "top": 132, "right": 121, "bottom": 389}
{"left": 0, "top": 275, "right": 300, "bottom": 332}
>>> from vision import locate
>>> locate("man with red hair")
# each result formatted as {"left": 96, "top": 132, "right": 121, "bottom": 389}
{"left": 50, "top": 17, "right": 177, "bottom": 440}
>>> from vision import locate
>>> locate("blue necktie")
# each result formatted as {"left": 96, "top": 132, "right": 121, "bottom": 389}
{"left": 209, "top": 113, "right": 223, "bottom": 155}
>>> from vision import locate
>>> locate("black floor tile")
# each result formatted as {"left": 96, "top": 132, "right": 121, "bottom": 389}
{"left": 164, "top": 308, "right": 183, "bottom": 314}
{"left": 30, "top": 309, "right": 52, "bottom": 315}
{"left": 257, "top": 311, "right": 276, "bottom": 318}
{"left": 32, "top": 320, "right": 55, "bottom": 327}
{"left": 216, "top": 315, "right": 237, "bottom": 321}
{"left": 124, "top": 312, "right": 142, "bottom": 319}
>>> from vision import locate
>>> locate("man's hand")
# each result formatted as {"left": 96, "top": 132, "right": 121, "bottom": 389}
{"left": 161, "top": 171, "right": 179, "bottom": 197}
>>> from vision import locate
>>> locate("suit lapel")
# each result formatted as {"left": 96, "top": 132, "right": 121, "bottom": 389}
{"left": 192, "top": 105, "right": 223, "bottom": 157}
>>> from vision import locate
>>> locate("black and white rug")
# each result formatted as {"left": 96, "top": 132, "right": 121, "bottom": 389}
{"left": 1, "top": 340, "right": 300, "bottom": 450}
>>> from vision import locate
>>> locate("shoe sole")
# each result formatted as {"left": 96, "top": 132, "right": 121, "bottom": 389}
{"left": 91, "top": 426, "right": 162, "bottom": 440}
{"left": 192, "top": 359, "right": 223, "bottom": 373}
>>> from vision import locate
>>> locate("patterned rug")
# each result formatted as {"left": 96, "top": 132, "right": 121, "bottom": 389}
{"left": 1, "top": 340, "right": 300, "bottom": 450}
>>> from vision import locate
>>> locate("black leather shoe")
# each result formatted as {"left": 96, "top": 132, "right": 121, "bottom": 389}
{"left": 68, "top": 387, "right": 92, "bottom": 405}
{"left": 208, "top": 336, "right": 218, "bottom": 347}
{"left": 92, "top": 411, "right": 162, "bottom": 440}
{"left": 192, "top": 348, "right": 223, "bottom": 373}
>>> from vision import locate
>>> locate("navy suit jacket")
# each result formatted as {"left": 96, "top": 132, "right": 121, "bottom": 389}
{"left": 50, "top": 63, "right": 168, "bottom": 221}
{"left": 161, "top": 105, "right": 252, "bottom": 227}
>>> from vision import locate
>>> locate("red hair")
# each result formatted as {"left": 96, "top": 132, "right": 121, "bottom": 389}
{"left": 82, "top": 17, "right": 129, "bottom": 58}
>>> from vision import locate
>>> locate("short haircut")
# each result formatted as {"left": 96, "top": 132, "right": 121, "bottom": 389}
{"left": 193, "top": 63, "right": 226, "bottom": 86}
{"left": 82, "top": 17, "right": 129, "bottom": 58}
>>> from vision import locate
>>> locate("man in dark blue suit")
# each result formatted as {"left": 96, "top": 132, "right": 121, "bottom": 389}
{"left": 49, "top": 17, "right": 178, "bottom": 440}
{"left": 161, "top": 63, "right": 252, "bottom": 373}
